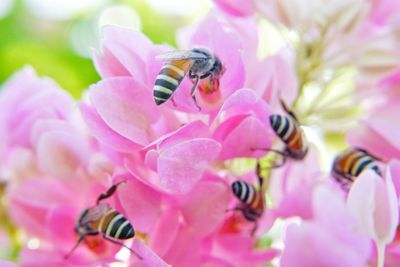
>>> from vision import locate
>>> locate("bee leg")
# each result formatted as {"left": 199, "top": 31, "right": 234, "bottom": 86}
{"left": 102, "top": 235, "right": 142, "bottom": 260}
{"left": 189, "top": 72, "right": 201, "bottom": 111}
{"left": 171, "top": 96, "right": 177, "bottom": 107}
{"left": 251, "top": 148, "right": 288, "bottom": 168}
{"left": 250, "top": 221, "right": 259, "bottom": 236}
{"left": 256, "top": 161, "right": 264, "bottom": 187}
{"left": 225, "top": 206, "right": 247, "bottom": 213}
{"left": 280, "top": 99, "right": 298, "bottom": 122}
{"left": 64, "top": 235, "right": 85, "bottom": 260}
{"left": 97, "top": 180, "right": 126, "bottom": 204}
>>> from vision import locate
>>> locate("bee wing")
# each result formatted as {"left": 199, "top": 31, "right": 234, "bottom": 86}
{"left": 156, "top": 50, "right": 208, "bottom": 61}
{"left": 80, "top": 203, "right": 110, "bottom": 224}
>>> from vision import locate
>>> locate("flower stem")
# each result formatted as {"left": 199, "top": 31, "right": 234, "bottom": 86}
{"left": 377, "top": 243, "right": 385, "bottom": 267}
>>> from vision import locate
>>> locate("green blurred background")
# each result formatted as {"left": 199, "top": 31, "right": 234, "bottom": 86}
{"left": 0, "top": 0, "right": 211, "bottom": 98}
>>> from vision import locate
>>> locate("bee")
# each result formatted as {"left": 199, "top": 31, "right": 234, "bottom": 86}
{"left": 154, "top": 48, "right": 224, "bottom": 108}
{"left": 253, "top": 100, "right": 308, "bottom": 167}
{"left": 230, "top": 163, "right": 265, "bottom": 234}
{"left": 331, "top": 147, "right": 382, "bottom": 189}
{"left": 65, "top": 181, "right": 141, "bottom": 260}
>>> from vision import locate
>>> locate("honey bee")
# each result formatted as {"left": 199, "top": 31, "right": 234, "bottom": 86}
{"left": 65, "top": 181, "right": 141, "bottom": 260}
{"left": 230, "top": 163, "right": 265, "bottom": 234}
{"left": 331, "top": 147, "right": 382, "bottom": 189}
{"left": 154, "top": 48, "right": 224, "bottom": 108}
{"left": 253, "top": 100, "right": 308, "bottom": 167}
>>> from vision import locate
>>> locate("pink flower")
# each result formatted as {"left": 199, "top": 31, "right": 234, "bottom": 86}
{"left": 280, "top": 185, "right": 371, "bottom": 267}
{"left": 0, "top": 66, "right": 73, "bottom": 162}
{"left": 210, "top": 88, "right": 273, "bottom": 160}
{"left": 347, "top": 168, "right": 399, "bottom": 267}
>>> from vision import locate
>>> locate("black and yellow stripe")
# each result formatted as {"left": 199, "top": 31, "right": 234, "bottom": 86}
{"left": 153, "top": 63, "right": 186, "bottom": 105}
{"left": 97, "top": 209, "right": 135, "bottom": 240}
{"left": 269, "top": 114, "right": 308, "bottom": 159}
{"left": 232, "top": 181, "right": 255, "bottom": 205}
{"left": 332, "top": 148, "right": 382, "bottom": 185}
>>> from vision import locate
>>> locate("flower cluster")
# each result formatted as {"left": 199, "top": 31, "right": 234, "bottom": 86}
{"left": 1, "top": 1, "right": 400, "bottom": 267}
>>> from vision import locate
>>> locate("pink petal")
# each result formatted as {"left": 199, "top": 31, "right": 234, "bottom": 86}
{"left": 214, "top": 0, "right": 256, "bottom": 17}
{"left": 79, "top": 103, "right": 140, "bottom": 152}
{"left": 178, "top": 177, "right": 230, "bottom": 236}
{"left": 116, "top": 173, "right": 163, "bottom": 233}
{"left": 90, "top": 77, "right": 161, "bottom": 146}
{"left": 158, "top": 138, "right": 221, "bottom": 194}
{"left": 280, "top": 223, "right": 369, "bottom": 267}
{"left": 92, "top": 47, "right": 131, "bottom": 78}
{"left": 0, "top": 260, "right": 16, "bottom": 267}
{"left": 347, "top": 169, "right": 398, "bottom": 245}
{"left": 347, "top": 123, "right": 400, "bottom": 159}
{"left": 130, "top": 239, "right": 172, "bottom": 267}
{"left": 36, "top": 131, "right": 90, "bottom": 179}
{"left": 8, "top": 178, "right": 75, "bottom": 238}
{"left": 362, "top": 106, "right": 400, "bottom": 151}
{"left": 347, "top": 171, "right": 377, "bottom": 238}
{"left": 217, "top": 116, "right": 272, "bottom": 160}
{"left": 102, "top": 26, "right": 153, "bottom": 62}
{"left": 45, "top": 205, "right": 79, "bottom": 248}
{"left": 148, "top": 207, "right": 181, "bottom": 257}
{"left": 212, "top": 88, "right": 271, "bottom": 127}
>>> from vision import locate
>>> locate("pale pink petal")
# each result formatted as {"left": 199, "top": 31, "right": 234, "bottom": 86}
{"left": 130, "top": 239, "right": 172, "bottom": 267}
{"left": 0, "top": 260, "right": 17, "bottom": 267}
{"left": 90, "top": 77, "right": 161, "bottom": 146}
{"left": 347, "top": 171, "right": 377, "bottom": 238}
{"left": 214, "top": 0, "right": 255, "bottom": 17}
{"left": 102, "top": 26, "right": 153, "bottom": 62}
{"left": 8, "top": 178, "right": 75, "bottom": 238}
{"left": 92, "top": 47, "right": 130, "bottom": 78}
{"left": 214, "top": 234, "right": 278, "bottom": 266}
{"left": 281, "top": 186, "right": 370, "bottom": 267}
{"left": 158, "top": 138, "right": 221, "bottom": 194}
{"left": 79, "top": 103, "right": 140, "bottom": 152}
{"left": 280, "top": 223, "right": 369, "bottom": 267}
{"left": 103, "top": 42, "right": 147, "bottom": 84}
{"left": 347, "top": 123, "right": 400, "bottom": 159}
{"left": 36, "top": 131, "right": 90, "bottom": 179}
{"left": 362, "top": 106, "right": 400, "bottom": 150}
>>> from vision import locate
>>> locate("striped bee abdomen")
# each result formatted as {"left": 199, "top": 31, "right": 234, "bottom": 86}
{"left": 232, "top": 181, "right": 255, "bottom": 205}
{"left": 332, "top": 148, "right": 382, "bottom": 185}
{"left": 269, "top": 114, "right": 307, "bottom": 159}
{"left": 153, "top": 60, "right": 191, "bottom": 105}
{"left": 96, "top": 209, "right": 135, "bottom": 240}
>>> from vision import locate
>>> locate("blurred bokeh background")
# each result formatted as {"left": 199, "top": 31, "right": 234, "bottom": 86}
{"left": 0, "top": 0, "right": 212, "bottom": 98}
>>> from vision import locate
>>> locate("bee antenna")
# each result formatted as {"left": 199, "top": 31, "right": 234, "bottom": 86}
{"left": 64, "top": 235, "right": 85, "bottom": 260}
{"left": 97, "top": 180, "right": 127, "bottom": 204}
